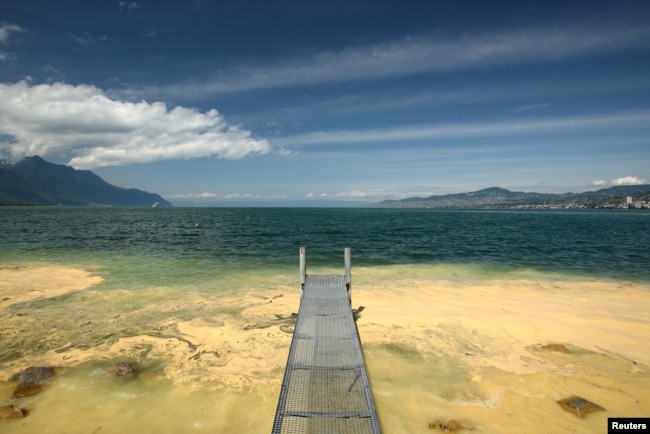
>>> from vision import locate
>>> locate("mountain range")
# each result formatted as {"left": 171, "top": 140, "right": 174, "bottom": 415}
{"left": 372, "top": 186, "right": 650, "bottom": 208}
{"left": 0, "top": 156, "right": 172, "bottom": 207}
{"left": 2, "top": 156, "right": 648, "bottom": 209}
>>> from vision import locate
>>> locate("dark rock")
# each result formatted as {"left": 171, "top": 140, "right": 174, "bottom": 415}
{"left": 541, "top": 344, "right": 570, "bottom": 353}
{"left": 0, "top": 405, "right": 29, "bottom": 419}
{"left": 13, "top": 367, "right": 56, "bottom": 398}
{"left": 557, "top": 396, "right": 605, "bottom": 418}
{"left": 109, "top": 362, "right": 137, "bottom": 378}
{"left": 352, "top": 305, "right": 365, "bottom": 321}
{"left": 428, "top": 419, "right": 466, "bottom": 432}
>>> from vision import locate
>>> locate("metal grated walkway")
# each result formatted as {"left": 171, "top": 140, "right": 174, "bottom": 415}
{"left": 272, "top": 248, "right": 382, "bottom": 434}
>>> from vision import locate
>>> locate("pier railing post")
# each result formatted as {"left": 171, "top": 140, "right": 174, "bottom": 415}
{"left": 299, "top": 246, "right": 306, "bottom": 291}
{"left": 344, "top": 247, "right": 351, "bottom": 300}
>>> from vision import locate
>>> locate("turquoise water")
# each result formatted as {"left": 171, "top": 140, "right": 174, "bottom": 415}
{"left": 1, "top": 207, "right": 649, "bottom": 283}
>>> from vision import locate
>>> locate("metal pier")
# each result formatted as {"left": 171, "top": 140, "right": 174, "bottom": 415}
{"left": 272, "top": 247, "right": 382, "bottom": 434}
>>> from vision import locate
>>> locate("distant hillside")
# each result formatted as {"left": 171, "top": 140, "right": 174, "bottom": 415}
{"left": 372, "top": 186, "right": 650, "bottom": 209}
{"left": 0, "top": 156, "right": 172, "bottom": 207}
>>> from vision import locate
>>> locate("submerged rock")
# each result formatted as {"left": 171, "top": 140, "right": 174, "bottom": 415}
{"left": 279, "top": 324, "right": 294, "bottom": 334}
{"left": 109, "top": 362, "right": 137, "bottom": 378}
{"left": 557, "top": 396, "right": 605, "bottom": 418}
{"left": 12, "top": 367, "right": 56, "bottom": 398}
{"left": 541, "top": 344, "right": 571, "bottom": 353}
{"left": 428, "top": 419, "right": 466, "bottom": 432}
{"left": 0, "top": 405, "right": 28, "bottom": 419}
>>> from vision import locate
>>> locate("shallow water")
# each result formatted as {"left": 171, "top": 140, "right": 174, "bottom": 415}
{"left": 1, "top": 264, "right": 648, "bottom": 433}
{"left": 1, "top": 208, "right": 649, "bottom": 432}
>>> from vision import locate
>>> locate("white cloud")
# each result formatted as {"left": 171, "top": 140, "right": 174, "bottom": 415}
{"left": 590, "top": 177, "right": 648, "bottom": 187}
{"left": 170, "top": 192, "right": 219, "bottom": 199}
{"left": 0, "top": 81, "right": 270, "bottom": 168}
{"left": 170, "top": 192, "right": 288, "bottom": 201}
{"left": 274, "top": 147, "right": 298, "bottom": 157}
{"left": 121, "top": 17, "right": 650, "bottom": 98}
{"left": 612, "top": 176, "right": 647, "bottom": 185}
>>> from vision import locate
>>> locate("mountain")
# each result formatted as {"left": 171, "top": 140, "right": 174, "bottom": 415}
{"left": 0, "top": 156, "right": 172, "bottom": 207}
{"left": 372, "top": 185, "right": 650, "bottom": 209}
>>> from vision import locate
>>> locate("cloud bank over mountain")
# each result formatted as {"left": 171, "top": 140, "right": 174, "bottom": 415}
{"left": 0, "top": 81, "right": 270, "bottom": 169}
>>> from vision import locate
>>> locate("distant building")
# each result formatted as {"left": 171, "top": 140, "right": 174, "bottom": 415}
{"left": 622, "top": 195, "right": 650, "bottom": 209}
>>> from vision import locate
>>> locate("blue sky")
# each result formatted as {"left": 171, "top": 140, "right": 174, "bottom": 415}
{"left": 1, "top": 0, "right": 649, "bottom": 205}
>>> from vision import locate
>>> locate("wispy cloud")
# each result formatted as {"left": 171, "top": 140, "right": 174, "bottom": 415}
{"left": 119, "top": 16, "right": 650, "bottom": 99}
{"left": 513, "top": 102, "right": 552, "bottom": 112}
{"left": 278, "top": 110, "right": 650, "bottom": 147}
{"left": 70, "top": 32, "right": 109, "bottom": 46}
{"left": 0, "top": 81, "right": 270, "bottom": 168}
{"left": 0, "top": 22, "right": 23, "bottom": 44}
{"left": 241, "top": 74, "right": 650, "bottom": 127}
{"left": 118, "top": 1, "right": 140, "bottom": 11}
{"left": 0, "top": 22, "right": 25, "bottom": 60}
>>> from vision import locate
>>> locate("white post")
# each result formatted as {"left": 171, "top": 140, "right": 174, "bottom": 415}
{"left": 344, "top": 247, "right": 351, "bottom": 301}
{"left": 299, "top": 246, "right": 306, "bottom": 291}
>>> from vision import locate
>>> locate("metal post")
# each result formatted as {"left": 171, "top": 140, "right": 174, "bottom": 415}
{"left": 299, "top": 246, "right": 306, "bottom": 291}
{"left": 344, "top": 247, "right": 351, "bottom": 300}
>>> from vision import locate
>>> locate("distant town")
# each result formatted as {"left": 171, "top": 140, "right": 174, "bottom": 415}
{"left": 374, "top": 186, "right": 650, "bottom": 209}
{"left": 511, "top": 195, "right": 650, "bottom": 210}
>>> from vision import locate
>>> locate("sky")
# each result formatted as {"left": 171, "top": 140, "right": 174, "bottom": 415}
{"left": 1, "top": 0, "right": 649, "bottom": 205}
